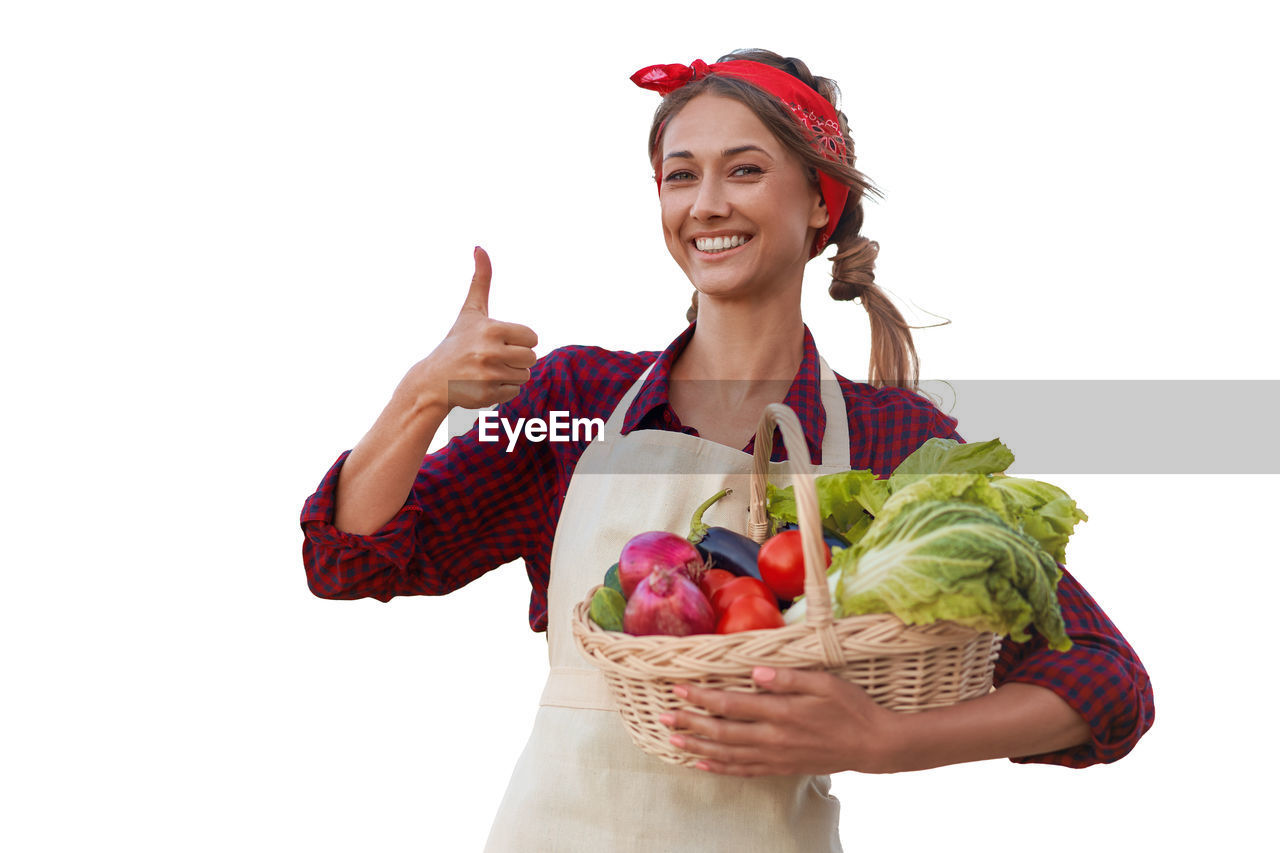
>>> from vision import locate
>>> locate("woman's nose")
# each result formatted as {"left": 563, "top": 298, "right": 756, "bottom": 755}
{"left": 690, "top": 176, "right": 730, "bottom": 221}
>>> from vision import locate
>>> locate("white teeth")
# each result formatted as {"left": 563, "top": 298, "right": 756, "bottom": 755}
{"left": 695, "top": 235, "right": 749, "bottom": 253}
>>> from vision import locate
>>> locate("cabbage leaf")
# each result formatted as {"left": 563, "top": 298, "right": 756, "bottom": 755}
{"left": 835, "top": 500, "right": 1071, "bottom": 651}
{"left": 888, "top": 437, "right": 1014, "bottom": 491}
{"left": 876, "top": 473, "right": 1087, "bottom": 566}
{"left": 988, "top": 477, "right": 1089, "bottom": 565}
{"left": 767, "top": 469, "right": 888, "bottom": 542}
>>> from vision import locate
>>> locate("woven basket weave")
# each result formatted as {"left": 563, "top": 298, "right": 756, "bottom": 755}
{"left": 571, "top": 403, "right": 1001, "bottom": 767}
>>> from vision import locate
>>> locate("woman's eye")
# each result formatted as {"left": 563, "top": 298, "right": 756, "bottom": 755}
{"left": 731, "top": 165, "right": 762, "bottom": 177}
{"left": 663, "top": 170, "right": 695, "bottom": 183}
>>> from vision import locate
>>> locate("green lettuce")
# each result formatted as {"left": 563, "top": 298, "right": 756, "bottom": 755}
{"left": 835, "top": 500, "right": 1071, "bottom": 651}
{"left": 887, "top": 437, "right": 1014, "bottom": 492}
{"left": 989, "top": 477, "right": 1089, "bottom": 565}
{"left": 766, "top": 469, "right": 888, "bottom": 543}
{"left": 875, "top": 473, "right": 1087, "bottom": 566}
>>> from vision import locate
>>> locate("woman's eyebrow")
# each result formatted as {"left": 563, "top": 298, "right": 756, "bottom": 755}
{"left": 662, "top": 144, "right": 772, "bottom": 162}
{"left": 722, "top": 144, "right": 769, "bottom": 158}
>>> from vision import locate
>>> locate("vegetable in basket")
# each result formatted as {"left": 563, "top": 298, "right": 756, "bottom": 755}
{"left": 623, "top": 566, "right": 716, "bottom": 636}
{"left": 589, "top": 587, "right": 626, "bottom": 632}
{"left": 618, "top": 531, "right": 705, "bottom": 598}
{"left": 878, "top": 472, "right": 1088, "bottom": 566}
{"left": 777, "top": 522, "right": 851, "bottom": 551}
{"left": 833, "top": 500, "right": 1073, "bottom": 651}
{"left": 698, "top": 568, "right": 737, "bottom": 601}
{"left": 886, "top": 435, "right": 1014, "bottom": 487}
{"left": 769, "top": 436, "right": 1085, "bottom": 649}
{"left": 716, "top": 595, "right": 784, "bottom": 633}
{"left": 709, "top": 576, "right": 775, "bottom": 614}
{"left": 767, "top": 468, "right": 887, "bottom": 547}
{"left": 603, "top": 563, "right": 623, "bottom": 596}
{"left": 686, "top": 489, "right": 767, "bottom": 584}
{"left": 758, "top": 529, "right": 830, "bottom": 601}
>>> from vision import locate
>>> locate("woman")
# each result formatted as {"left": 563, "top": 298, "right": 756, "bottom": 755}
{"left": 301, "top": 50, "right": 1154, "bottom": 851}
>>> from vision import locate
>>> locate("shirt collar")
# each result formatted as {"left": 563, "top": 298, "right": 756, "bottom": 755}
{"left": 623, "top": 322, "right": 829, "bottom": 464}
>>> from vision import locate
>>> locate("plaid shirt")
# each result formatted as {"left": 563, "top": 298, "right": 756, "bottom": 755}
{"left": 301, "top": 323, "right": 1153, "bottom": 767}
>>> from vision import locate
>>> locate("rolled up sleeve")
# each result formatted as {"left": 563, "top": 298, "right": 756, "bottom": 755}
{"left": 300, "top": 451, "right": 431, "bottom": 600}
{"left": 299, "top": 359, "right": 558, "bottom": 603}
{"left": 994, "top": 567, "right": 1155, "bottom": 767}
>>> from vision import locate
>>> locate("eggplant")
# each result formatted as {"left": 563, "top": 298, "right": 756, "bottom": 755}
{"left": 687, "top": 489, "right": 765, "bottom": 583}
{"left": 777, "top": 521, "right": 851, "bottom": 552}
{"left": 696, "top": 526, "right": 763, "bottom": 581}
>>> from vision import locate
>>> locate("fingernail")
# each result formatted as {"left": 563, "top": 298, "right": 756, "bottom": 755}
{"left": 658, "top": 713, "right": 674, "bottom": 726}
{"left": 673, "top": 686, "right": 689, "bottom": 699}
{"left": 695, "top": 761, "right": 710, "bottom": 771}
{"left": 669, "top": 735, "right": 686, "bottom": 748}
{"left": 752, "top": 666, "right": 776, "bottom": 683}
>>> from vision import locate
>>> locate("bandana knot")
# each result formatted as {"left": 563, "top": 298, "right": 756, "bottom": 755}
{"left": 631, "top": 59, "right": 711, "bottom": 95}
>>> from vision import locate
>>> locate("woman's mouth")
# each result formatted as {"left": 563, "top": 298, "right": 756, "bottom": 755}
{"left": 693, "top": 234, "right": 752, "bottom": 254}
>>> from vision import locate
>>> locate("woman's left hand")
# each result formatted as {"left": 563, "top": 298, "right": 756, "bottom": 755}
{"left": 660, "top": 666, "right": 902, "bottom": 777}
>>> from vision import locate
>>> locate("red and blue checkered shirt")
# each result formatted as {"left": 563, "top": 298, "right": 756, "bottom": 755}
{"left": 301, "top": 323, "right": 1154, "bottom": 768}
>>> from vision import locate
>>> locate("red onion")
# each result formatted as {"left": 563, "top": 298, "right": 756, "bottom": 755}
{"left": 623, "top": 566, "right": 716, "bottom": 636}
{"left": 618, "top": 531, "right": 705, "bottom": 598}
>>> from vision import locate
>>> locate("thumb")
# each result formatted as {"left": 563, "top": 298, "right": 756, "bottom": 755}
{"left": 463, "top": 246, "right": 492, "bottom": 316}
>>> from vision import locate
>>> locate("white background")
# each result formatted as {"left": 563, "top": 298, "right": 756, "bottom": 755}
{"left": 3, "top": 1, "right": 1277, "bottom": 850}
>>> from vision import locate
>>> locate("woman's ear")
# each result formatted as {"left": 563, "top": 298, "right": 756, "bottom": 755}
{"left": 808, "top": 167, "right": 830, "bottom": 229}
{"left": 810, "top": 194, "right": 830, "bottom": 230}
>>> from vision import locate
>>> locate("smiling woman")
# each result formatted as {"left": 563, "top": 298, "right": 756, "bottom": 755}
{"left": 639, "top": 53, "right": 912, "bottom": 389}
{"left": 299, "top": 48, "right": 1153, "bottom": 853}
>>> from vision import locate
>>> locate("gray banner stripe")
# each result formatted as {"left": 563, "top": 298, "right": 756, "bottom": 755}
{"left": 918, "top": 380, "right": 1280, "bottom": 474}
{"left": 447, "top": 381, "right": 1280, "bottom": 474}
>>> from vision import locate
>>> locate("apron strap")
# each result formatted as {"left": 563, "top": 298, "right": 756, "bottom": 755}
{"left": 816, "top": 356, "right": 850, "bottom": 467}
{"left": 601, "top": 361, "right": 658, "bottom": 438}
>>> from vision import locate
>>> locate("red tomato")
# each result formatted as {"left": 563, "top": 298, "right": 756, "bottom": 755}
{"left": 716, "top": 595, "right": 785, "bottom": 634}
{"left": 698, "top": 568, "right": 736, "bottom": 601}
{"left": 758, "top": 530, "right": 830, "bottom": 601}
{"left": 710, "top": 576, "right": 775, "bottom": 614}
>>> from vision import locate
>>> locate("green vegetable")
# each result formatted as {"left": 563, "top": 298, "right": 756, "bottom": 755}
{"left": 887, "top": 437, "right": 1014, "bottom": 491}
{"left": 765, "top": 434, "right": 1083, "bottom": 648}
{"left": 876, "top": 473, "right": 1087, "bottom": 567}
{"left": 603, "top": 563, "right": 623, "bottom": 596}
{"left": 589, "top": 587, "right": 627, "bottom": 632}
{"left": 767, "top": 469, "right": 888, "bottom": 544}
{"left": 835, "top": 500, "right": 1071, "bottom": 651}
{"left": 988, "top": 477, "right": 1089, "bottom": 565}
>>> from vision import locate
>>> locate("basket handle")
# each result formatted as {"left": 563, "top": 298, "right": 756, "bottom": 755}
{"left": 747, "top": 405, "right": 841, "bottom": 649}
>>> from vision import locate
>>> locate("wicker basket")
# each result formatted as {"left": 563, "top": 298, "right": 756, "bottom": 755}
{"left": 571, "top": 403, "right": 1001, "bottom": 767}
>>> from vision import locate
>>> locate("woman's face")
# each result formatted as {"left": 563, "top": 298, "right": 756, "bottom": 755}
{"left": 658, "top": 93, "right": 828, "bottom": 306}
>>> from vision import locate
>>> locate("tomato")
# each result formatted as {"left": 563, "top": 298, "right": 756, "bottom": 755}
{"left": 758, "top": 530, "right": 830, "bottom": 601}
{"left": 710, "top": 576, "right": 775, "bottom": 614}
{"left": 697, "top": 568, "right": 737, "bottom": 601}
{"left": 716, "top": 594, "right": 785, "bottom": 634}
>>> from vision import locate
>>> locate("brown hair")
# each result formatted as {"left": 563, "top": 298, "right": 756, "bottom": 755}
{"left": 648, "top": 49, "right": 926, "bottom": 390}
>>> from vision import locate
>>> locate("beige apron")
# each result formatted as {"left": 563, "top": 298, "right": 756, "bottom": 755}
{"left": 484, "top": 356, "right": 852, "bottom": 853}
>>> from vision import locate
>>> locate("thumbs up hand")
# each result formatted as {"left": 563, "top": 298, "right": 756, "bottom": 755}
{"left": 407, "top": 247, "right": 540, "bottom": 412}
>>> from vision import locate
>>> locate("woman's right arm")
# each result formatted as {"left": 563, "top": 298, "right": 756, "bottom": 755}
{"left": 301, "top": 248, "right": 546, "bottom": 601}
{"left": 333, "top": 247, "right": 538, "bottom": 534}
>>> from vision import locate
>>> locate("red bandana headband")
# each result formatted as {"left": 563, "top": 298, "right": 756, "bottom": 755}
{"left": 631, "top": 58, "right": 850, "bottom": 256}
